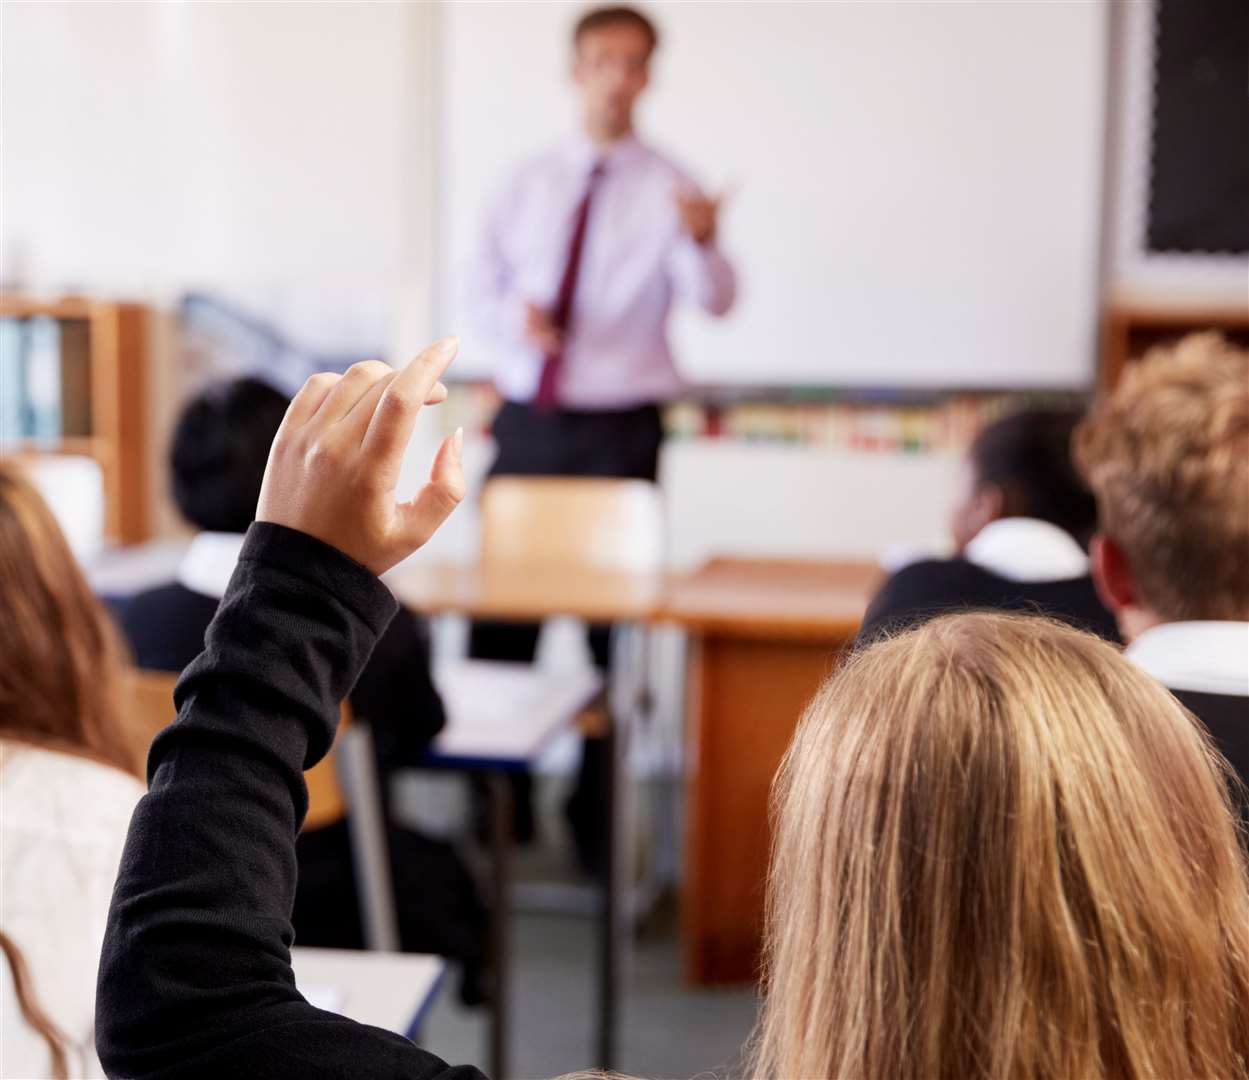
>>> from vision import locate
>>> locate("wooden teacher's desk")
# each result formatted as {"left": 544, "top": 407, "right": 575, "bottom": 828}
{"left": 659, "top": 557, "right": 882, "bottom": 984}
{"left": 390, "top": 556, "right": 881, "bottom": 988}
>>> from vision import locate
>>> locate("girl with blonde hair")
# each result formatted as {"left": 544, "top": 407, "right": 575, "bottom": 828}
{"left": 754, "top": 611, "right": 1249, "bottom": 1080}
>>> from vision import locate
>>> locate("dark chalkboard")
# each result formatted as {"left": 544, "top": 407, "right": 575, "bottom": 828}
{"left": 1147, "top": 0, "right": 1249, "bottom": 255}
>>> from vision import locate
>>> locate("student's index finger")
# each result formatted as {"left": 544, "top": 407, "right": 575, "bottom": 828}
{"left": 362, "top": 337, "right": 459, "bottom": 470}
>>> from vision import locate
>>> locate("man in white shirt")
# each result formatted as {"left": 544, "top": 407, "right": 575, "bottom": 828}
{"left": 1074, "top": 333, "right": 1249, "bottom": 829}
{"left": 466, "top": 5, "right": 736, "bottom": 864}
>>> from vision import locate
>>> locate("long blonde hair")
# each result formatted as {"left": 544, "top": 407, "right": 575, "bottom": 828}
{"left": 752, "top": 611, "right": 1249, "bottom": 1080}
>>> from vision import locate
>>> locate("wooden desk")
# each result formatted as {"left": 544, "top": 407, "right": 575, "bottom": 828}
{"left": 291, "top": 947, "right": 445, "bottom": 1040}
{"left": 423, "top": 660, "right": 603, "bottom": 1079}
{"left": 662, "top": 557, "right": 882, "bottom": 984}
{"left": 390, "top": 561, "right": 658, "bottom": 1073}
{"left": 392, "top": 556, "right": 882, "bottom": 989}
{"left": 389, "top": 561, "right": 663, "bottom": 623}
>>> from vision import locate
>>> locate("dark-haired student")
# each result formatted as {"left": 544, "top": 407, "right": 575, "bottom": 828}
{"left": 115, "top": 375, "right": 488, "bottom": 1001}
{"left": 858, "top": 408, "right": 1119, "bottom": 645}
{"left": 1075, "top": 333, "right": 1249, "bottom": 830}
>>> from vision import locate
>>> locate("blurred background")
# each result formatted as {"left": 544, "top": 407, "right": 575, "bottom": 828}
{"left": 1, "top": 1, "right": 1245, "bottom": 1076}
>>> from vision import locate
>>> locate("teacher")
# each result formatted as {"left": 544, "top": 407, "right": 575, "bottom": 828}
{"left": 467, "top": 4, "right": 736, "bottom": 867}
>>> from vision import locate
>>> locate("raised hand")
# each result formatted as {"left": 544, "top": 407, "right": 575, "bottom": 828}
{"left": 674, "top": 188, "right": 722, "bottom": 246}
{"left": 256, "top": 338, "right": 465, "bottom": 575}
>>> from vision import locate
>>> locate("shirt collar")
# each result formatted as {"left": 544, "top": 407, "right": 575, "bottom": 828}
{"left": 962, "top": 517, "right": 1090, "bottom": 583}
{"left": 1125, "top": 621, "right": 1249, "bottom": 697}
{"left": 565, "top": 130, "right": 645, "bottom": 174}
{"left": 176, "top": 531, "right": 246, "bottom": 600}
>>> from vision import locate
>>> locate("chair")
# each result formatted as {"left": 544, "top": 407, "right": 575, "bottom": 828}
{"left": 123, "top": 670, "right": 398, "bottom": 949}
{"left": 479, "top": 476, "right": 665, "bottom": 573}
{"left": 433, "top": 477, "right": 666, "bottom": 1073}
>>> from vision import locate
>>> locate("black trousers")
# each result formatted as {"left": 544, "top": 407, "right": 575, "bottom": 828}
{"left": 469, "top": 400, "right": 662, "bottom": 870}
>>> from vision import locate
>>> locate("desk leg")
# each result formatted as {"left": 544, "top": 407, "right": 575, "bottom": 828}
{"left": 487, "top": 772, "right": 512, "bottom": 1079}
{"left": 596, "top": 709, "right": 620, "bottom": 1070}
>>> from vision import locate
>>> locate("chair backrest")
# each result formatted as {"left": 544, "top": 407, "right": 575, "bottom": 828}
{"left": 304, "top": 703, "right": 351, "bottom": 831}
{"left": 479, "top": 476, "right": 665, "bottom": 574}
{"left": 124, "top": 668, "right": 179, "bottom": 774}
{"left": 125, "top": 668, "right": 349, "bottom": 830}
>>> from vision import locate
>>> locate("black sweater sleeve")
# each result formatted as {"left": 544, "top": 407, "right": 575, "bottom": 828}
{"left": 95, "top": 523, "right": 485, "bottom": 1080}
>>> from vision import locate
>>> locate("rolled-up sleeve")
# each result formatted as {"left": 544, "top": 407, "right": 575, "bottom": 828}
{"left": 668, "top": 235, "right": 737, "bottom": 317}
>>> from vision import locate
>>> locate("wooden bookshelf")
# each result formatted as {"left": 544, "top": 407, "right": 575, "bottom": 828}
{"left": 1, "top": 295, "right": 150, "bottom": 543}
{"left": 1099, "top": 299, "right": 1249, "bottom": 394}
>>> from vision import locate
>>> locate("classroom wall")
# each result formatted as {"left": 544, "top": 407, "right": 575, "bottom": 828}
{"left": 0, "top": 1, "right": 431, "bottom": 353}
{"left": 436, "top": 0, "right": 1107, "bottom": 390}
{"left": 1, "top": 1, "right": 437, "bottom": 536}
{"left": 3, "top": 2, "right": 1238, "bottom": 558}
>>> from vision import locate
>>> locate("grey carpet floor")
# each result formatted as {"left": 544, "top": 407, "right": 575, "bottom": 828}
{"left": 418, "top": 906, "right": 759, "bottom": 1080}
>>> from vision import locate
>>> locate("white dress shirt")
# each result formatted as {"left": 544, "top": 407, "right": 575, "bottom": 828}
{"left": 880, "top": 517, "right": 1091, "bottom": 582}
{"left": 1125, "top": 621, "right": 1249, "bottom": 698}
{"left": 961, "top": 517, "right": 1091, "bottom": 582}
{"left": 469, "top": 132, "right": 736, "bottom": 410}
{"left": 176, "top": 530, "right": 247, "bottom": 600}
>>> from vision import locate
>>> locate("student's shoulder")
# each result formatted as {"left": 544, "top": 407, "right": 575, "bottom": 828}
{"left": 0, "top": 741, "right": 145, "bottom": 831}
{"left": 878, "top": 557, "right": 997, "bottom": 600}
{"left": 120, "top": 581, "right": 217, "bottom": 629}
{"left": 858, "top": 558, "right": 997, "bottom": 643}
{"left": 117, "top": 581, "right": 218, "bottom": 669}
{"left": 121, "top": 580, "right": 209, "bottom": 617}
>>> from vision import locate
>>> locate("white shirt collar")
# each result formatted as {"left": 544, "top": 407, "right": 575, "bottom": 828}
{"left": 1125, "top": 621, "right": 1249, "bottom": 697}
{"left": 565, "top": 130, "right": 645, "bottom": 173}
{"left": 962, "top": 517, "right": 1090, "bottom": 583}
{"left": 176, "top": 531, "right": 246, "bottom": 600}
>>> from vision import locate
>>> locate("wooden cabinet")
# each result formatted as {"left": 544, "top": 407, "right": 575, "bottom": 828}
{"left": 1100, "top": 300, "right": 1249, "bottom": 394}
{"left": 1, "top": 295, "right": 150, "bottom": 542}
{"left": 663, "top": 557, "right": 882, "bottom": 984}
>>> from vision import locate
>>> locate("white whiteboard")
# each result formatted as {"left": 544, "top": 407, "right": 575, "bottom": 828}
{"left": 437, "top": 0, "right": 1106, "bottom": 390}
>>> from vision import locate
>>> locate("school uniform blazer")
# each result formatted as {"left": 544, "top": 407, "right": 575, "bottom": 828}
{"left": 858, "top": 517, "right": 1120, "bottom": 646}
{"left": 859, "top": 561, "right": 1120, "bottom": 645}
{"left": 117, "top": 540, "right": 446, "bottom": 770}
{"left": 97, "top": 524, "right": 486, "bottom": 1080}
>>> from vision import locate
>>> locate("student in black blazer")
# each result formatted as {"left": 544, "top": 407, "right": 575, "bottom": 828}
{"left": 1075, "top": 333, "right": 1249, "bottom": 830}
{"left": 115, "top": 376, "right": 487, "bottom": 999}
{"left": 859, "top": 408, "right": 1119, "bottom": 645}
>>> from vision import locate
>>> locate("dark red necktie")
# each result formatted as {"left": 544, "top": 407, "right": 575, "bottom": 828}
{"left": 534, "top": 161, "right": 606, "bottom": 410}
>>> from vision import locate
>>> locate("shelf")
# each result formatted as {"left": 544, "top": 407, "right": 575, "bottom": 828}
{"left": 2, "top": 436, "right": 111, "bottom": 460}
{"left": 0, "top": 294, "right": 94, "bottom": 320}
{"left": 1, "top": 295, "right": 148, "bottom": 542}
{"left": 1104, "top": 300, "right": 1249, "bottom": 329}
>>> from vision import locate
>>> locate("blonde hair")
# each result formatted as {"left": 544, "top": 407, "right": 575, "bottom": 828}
{"left": 1074, "top": 332, "right": 1249, "bottom": 621}
{"left": 752, "top": 612, "right": 1249, "bottom": 1080}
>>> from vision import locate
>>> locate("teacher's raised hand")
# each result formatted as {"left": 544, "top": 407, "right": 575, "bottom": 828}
{"left": 674, "top": 188, "right": 723, "bottom": 246}
{"left": 256, "top": 337, "right": 465, "bottom": 576}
